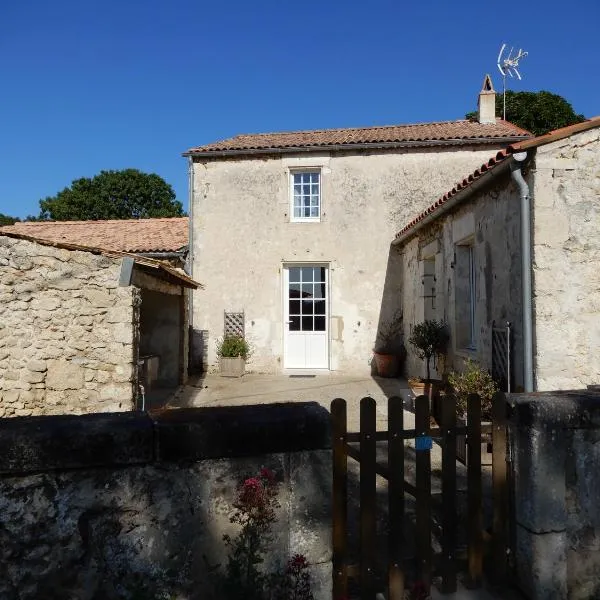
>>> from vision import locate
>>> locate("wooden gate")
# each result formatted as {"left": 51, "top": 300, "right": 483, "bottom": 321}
{"left": 331, "top": 391, "right": 508, "bottom": 599}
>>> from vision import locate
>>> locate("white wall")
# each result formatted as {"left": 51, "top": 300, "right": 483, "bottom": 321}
{"left": 531, "top": 128, "right": 600, "bottom": 390}
{"left": 191, "top": 145, "right": 512, "bottom": 373}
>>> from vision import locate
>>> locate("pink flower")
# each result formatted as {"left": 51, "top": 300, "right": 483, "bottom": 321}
{"left": 260, "top": 467, "right": 276, "bottom": 482}
{"left": 243, "top": 477, "right": 261, "bottom": 490}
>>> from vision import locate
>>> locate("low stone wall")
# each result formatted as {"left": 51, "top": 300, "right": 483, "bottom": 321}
{"left": 0, "top": 402, "right": 332, "bottom": 600}
{"left": 0, "top": 236, "right": 138, "bottom": 417}
{"left": 508, "top": 390, "right": 600, "bottom": 600}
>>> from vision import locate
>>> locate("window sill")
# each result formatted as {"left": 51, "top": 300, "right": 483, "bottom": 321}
{"left": 290, "top": 218, "right": 321, "bottom": 224}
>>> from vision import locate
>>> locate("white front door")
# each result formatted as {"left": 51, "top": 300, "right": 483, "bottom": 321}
{"left": 283, "top": 265, "right": 329, "bottom": 369}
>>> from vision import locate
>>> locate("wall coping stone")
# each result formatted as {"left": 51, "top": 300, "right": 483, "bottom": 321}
{"left": 507, "top": 390, "right": 600, "bottom": 429}
{"left": 0, "top": 402, "right": 331, "bottom": 475}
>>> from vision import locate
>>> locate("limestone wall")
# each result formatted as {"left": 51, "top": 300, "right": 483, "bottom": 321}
{"left": 192, "top": 144, "right": 508, "bottom": 373}
{"left": 0, "top": 236, "right": 138, "bottom": 416}
{"left": 531, "top": 128, "right": 600, "bottom": 390}
{"left": 400, "top": 174, "right": 524, "bottom": 387}
{"left": 0, "top": 402, "right": 332, "bottom": 600}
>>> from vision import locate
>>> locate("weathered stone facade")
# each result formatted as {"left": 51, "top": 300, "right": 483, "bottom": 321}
{"left": 191, "top": 145, "right": 514, "bottom": 373}
{"left": 0, "top": 402, "right": 332, "bottom": 600}
{"left": 0, "top": 236, "right": 138, "bottom": 416}
{"left": 531, "top": 128, "right": 600, "bottom": 390}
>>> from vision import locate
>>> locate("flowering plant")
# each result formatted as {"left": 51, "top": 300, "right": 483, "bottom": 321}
{"left": 213, "top": 468, "right": 314, "bottom": 600}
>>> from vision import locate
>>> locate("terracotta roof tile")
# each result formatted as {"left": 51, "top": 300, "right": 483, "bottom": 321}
{"left": 185, "top": 119, "right": 531, "bottom": 156}
{"left": 394, "top": 116, "right": 600, "bottom": 243}
{"left": 0, "top": 217, "right": 188, "bottom": 254}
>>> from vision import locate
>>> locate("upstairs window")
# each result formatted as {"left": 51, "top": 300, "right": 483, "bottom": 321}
{"left": 455, "top": 242, "right": 477, "bottom": 351}
{"left": 291, "top": 171, "right": 320, "bottom": 222}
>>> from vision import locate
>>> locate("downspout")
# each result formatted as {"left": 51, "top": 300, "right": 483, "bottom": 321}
{"left": 510, "top": 152, "right": 534, "bottom": 392}
{"left": 187, "top": 157, "right": 195, "bottom": 371}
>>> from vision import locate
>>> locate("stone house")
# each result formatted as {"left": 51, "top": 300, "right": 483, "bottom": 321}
{"left": 0, "top": 232, "right": 199, "bottom": 417}
{"left": 393, "top": 117, "right": 600, "bottom": 391}
{"left": 184, "top": 78, "right": 531, "bottom": 373}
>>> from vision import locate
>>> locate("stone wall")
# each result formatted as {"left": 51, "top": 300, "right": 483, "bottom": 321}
{"left": 0, "top": 236, "right": 138, "bottom": 416}
{"left": 531, "top": 128, "right": 600, "bottom": 390}
{"left": 508, "top": 390, "right": 600, "bottom": 600}
{"left": 400, "top": 174, "right": 524, "bottom": 386}
{"left": 191, "top": 144, "right": 510, "bottom": 373}
{"left": 0, "top": 402, "right": 332, "bottom": 600}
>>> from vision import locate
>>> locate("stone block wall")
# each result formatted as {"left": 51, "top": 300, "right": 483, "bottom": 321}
{"left": 0, "top": 236, "right": 138, "bottom": 416}
{"left": 0, "top": 402, "right": 332, "bottom": 600}
{"left": 531, "top": 128, "right": 600, "bottom": 390}
{"left": 508, "top": 390, "right": 600, "bottom": 600}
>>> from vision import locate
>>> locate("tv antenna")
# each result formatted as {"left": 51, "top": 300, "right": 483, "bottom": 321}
{"left": 497, "top": 44, "right": 528, "bottom": 120}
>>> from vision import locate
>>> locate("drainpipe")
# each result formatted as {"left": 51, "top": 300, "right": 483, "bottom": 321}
{"left": 510, "top": 152, "right": 534, "bottom": 392}
{"left": 187, "top": 157, "right": 195, "bottom": 370}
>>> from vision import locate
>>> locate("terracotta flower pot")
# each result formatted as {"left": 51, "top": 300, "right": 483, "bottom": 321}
{"left": 373, "top": 352, "right": 400, "bottom": 378}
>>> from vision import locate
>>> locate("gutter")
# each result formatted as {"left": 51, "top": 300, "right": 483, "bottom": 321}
{"left": 183, "top": 136, "right": 530, "bottom": 159}
{"left": 392, "top": 157, "right": 514, "bottom": 247}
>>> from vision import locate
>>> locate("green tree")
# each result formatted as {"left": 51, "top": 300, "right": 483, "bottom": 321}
{"left": 38, "top": 169, "right": 184, "bottom": 221}
{"left": 466, "top": 90, "right": 586, "bottom": 136}
{"left": 0, "top": 213, "right": 20, "bottom": 226}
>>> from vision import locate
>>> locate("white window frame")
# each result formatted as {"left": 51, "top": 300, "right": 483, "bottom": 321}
{"left": 289, "top": 169, "right": 321, "bottom": 223}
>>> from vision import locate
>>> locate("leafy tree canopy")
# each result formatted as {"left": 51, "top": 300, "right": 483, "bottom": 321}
{"left": 0, "top": 213, "right": 21, "bottom": 226}
{"left": 466, "top": 90, "right": 586, "bottom": 136}
{"left": 38, "top": 169, "right": 184, "bottom": 221}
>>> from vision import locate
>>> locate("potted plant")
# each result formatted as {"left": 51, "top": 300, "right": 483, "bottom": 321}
{"left": 448, "top": 359, "right": 498, "bottom": 421}
{"left": 372, "top": 310, "right": 406, "bottom": 378}
{"left": 408, "top": 320, "right": 449, "bottom": 417}
{"left": 216, "top": 334, "right": 251, "bottom": 377}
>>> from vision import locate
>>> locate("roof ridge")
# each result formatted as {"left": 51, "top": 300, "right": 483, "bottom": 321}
{"left": 8, "top": 217, "right": 188, "bottom": 226}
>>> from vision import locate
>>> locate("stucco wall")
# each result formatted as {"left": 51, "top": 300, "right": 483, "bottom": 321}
{"left": 192, "top": 145, "right": 508, "bottom": 373}
{"left": 400, "top": 175, "right": 524, "bottom": 386}
{"left": 0, "top": 236, "right": 138, "bottom": 416}
{"left": 531, "top": 128, "right": 600, "bottom": 390}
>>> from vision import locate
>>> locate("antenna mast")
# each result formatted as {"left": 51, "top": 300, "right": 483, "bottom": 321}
{"left": 497, "top": 44, "right": 528, "bottom": 120}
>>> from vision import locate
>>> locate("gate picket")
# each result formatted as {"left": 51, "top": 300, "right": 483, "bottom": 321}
{"left": 467, "top": 393, "right": 483, "bottom": 587}
{"left": 388, "top": 396, "right": 405, "bottom": 599}
{"left": 415, "top": 394, "right": 432, "bottom": 592}
{"left": 491, "top": 392, "right": 508, "bottom": 584}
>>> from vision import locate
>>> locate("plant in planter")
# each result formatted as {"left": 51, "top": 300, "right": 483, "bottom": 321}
{"left": 373, "top": 310, "right": 406, "bottom": 378}
{"left": 448, "top": 359, "right": 498, "bottom": 420}
{"left": 408, "top": 320, "right": 449, "bottom": 382}
{"left": 216, "top": 334, "right": 251, "bottom": 377}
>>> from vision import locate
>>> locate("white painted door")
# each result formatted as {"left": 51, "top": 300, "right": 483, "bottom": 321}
{"left": 284, "top": 265, "right": 328, "bottom": 369}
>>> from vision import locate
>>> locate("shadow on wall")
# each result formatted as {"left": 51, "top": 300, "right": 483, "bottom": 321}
{"left": 372, "top": 244, "right": 405, "bottom": 377}
{"left": 189, "top": 328, "right": 209, "bottom": 375}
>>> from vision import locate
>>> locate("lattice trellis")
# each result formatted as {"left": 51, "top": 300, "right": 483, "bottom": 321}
{"left": 224, "top": 311, "right": 245, "bottom": 337}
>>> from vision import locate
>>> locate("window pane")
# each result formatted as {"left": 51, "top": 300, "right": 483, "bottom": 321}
{"left": 294, "top": 184, "right": 302, "bottom": 194}
{"left": 301, "top": 283, "right": 313, "bottom": 298}
{"left": 303, "top": 185, "right": 311, "bottom": 195}
{"left": 311, "top": 173, "right": 320, "bottom": 184}
{"left": 311, "top": 184, "right": 319, "bottom": 195}
{"left": 304, "top": 206, "right": 311, "bottom": 217}
{"left": 310, "top": 206, "right": 319, "bottom": 217}
{"left": 301, "top": 267, "right": 314, "bottom": 282}
{"left": 293, "top": 174, "right": 302, "bottom": 184}
{"left": 289, "top": 283, "right": 301, "bottom": 298}
{"left": 294, "top": 206, "right": 302, "bottom": 218}
{"left": 289, "top": 268, "right": 301, "bottom": 283}
{"left": 314, "top": 316, "right": 326, "bottom": 331}
{"left": 314, "top": 267, "right": 326, "bottom": 282}
{"left": 301, "top": 316, "right": 313, "bottom": 331}
{"left": 289, "top": 300, "right": 300, "bottom": 315}
{"left": 314, "top": 300, "right": 326, "bottom": 314}
{"left": 289, "top": 315, "right": 300, "bottom": 331}
{"left": 302, "top": 300, "right": 314, "bottom": 315}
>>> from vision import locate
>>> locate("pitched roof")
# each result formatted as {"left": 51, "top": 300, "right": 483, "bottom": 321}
{"left": 0, "top": 231, "right": 200, "bottom": 289}
{"left": 394, "top": 116, "right": 600, "bottom": 244}
{"left": 184, "top": 119, "right": 531, "bottom": 157}
{"left": 0, "top": 217, "right": 188, "bottom": 254}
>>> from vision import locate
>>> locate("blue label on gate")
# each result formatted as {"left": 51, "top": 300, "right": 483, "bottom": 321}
{"left": 415, "top": 435, "right": 432, "bottom": 451}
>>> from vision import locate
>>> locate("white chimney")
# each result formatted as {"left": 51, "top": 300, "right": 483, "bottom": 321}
{"left": 478, "top": 74, "right": 496, "bottom": 124}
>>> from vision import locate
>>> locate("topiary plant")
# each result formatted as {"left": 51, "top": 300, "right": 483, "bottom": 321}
{"left": 448, "top": 359, "right": 499, "bottom": 419}
{"left": 408, "top": 320, "right": 449, "bottom": 381}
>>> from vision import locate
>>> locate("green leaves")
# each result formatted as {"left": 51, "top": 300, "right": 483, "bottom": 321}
{"left": 37, "top": 169, "right": 184, "bottom": 221}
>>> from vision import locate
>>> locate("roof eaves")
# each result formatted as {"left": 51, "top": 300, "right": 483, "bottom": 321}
{"left": 183, "top": 136, "right": 530, "bottom": 158}
{"left": 509, "top": 116, "right": 600, "bottom": 152}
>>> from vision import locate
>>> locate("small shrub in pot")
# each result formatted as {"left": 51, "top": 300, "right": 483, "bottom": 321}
{"left": 448, "top": 359, "right": 499, "bottom": 420}
{"left": 408, "top": 320, "right": 449, "bottom": 381}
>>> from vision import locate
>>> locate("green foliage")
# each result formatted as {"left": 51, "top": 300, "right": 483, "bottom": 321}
{"left": 466, "top": 90, "right": 586, "bottom": 136}
{"left": 37, "top": 169, "right": 184, "bottom": 221}
{"left": 0, "top": 213, "right": 20, "bottom": 226}
{"left": 408, "top": 320, "right": 449, "bottom": 380}
{"left": 216, "top": 335, "right": 252, "bottom": 360}
{"left": 448, "top": 359, "right": 499, "bottom": 419}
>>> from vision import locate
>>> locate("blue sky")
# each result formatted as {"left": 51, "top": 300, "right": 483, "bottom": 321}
{"left": 1, "top": 0, "right": 598, "bottom": 219}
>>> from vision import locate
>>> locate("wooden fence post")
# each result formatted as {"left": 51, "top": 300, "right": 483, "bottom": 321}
{"left": 331, "top": 398, "right": 348, "bottom": 600}
{"left": 491, "top": 391, "right": 508, "bottom": 585}
{"left": 467, "top": 393, "right": 483, "bottom": 588}
{"left": 440, "top": 393, "right": 457, "bottom": 593}
{"left": 360, "top": 397, "right": 377, "bottom": 600}
{"left": 415, "top": 394, "right": 432, "bottom": 592}
{"left": 388, "top": 396, "right": 405, "bottom": 600}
